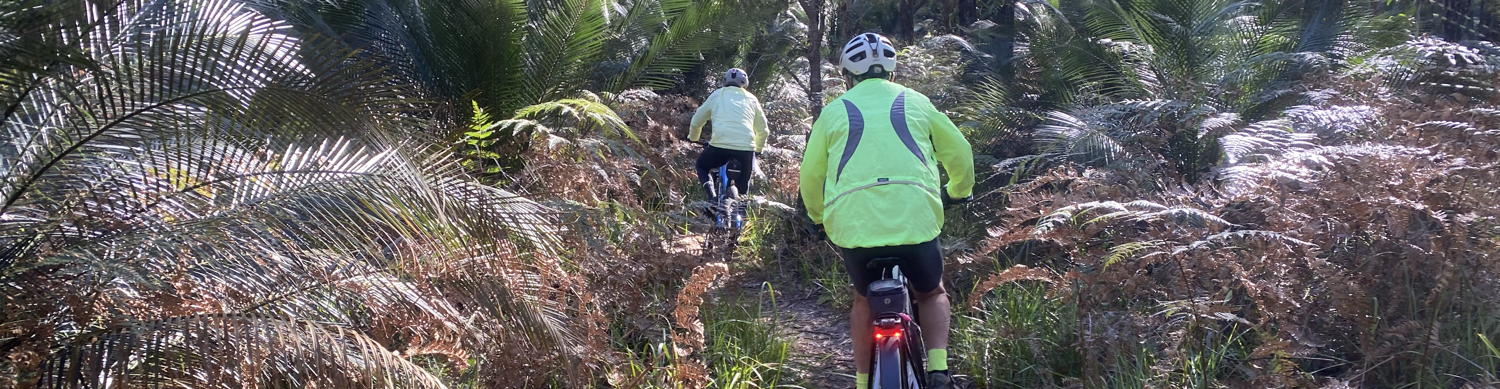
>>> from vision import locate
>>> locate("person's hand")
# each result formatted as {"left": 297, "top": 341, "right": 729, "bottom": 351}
{"left": 800, "top": 216, "right": 826, "bottom": 241}
{"left": 942, "top": 190, "right": 973, "bottom": 209}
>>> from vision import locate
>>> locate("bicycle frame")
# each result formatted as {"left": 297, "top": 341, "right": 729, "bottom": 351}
{"left": 707, "top": 160, "right": 743, "bottom": 230}
{"left": 868, "top": 261, "right": 927, "bottom": 389}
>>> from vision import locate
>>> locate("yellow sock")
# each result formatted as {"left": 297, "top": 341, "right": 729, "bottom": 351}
{"left": 855, "top": 372, "right": 869, "bottom": 389}
{"left": 927, "top": 348, "right": 948, "bottom": 371}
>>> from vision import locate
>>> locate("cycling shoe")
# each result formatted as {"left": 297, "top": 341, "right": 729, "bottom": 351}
{"left": 926, "top": 370, "right": 952, "bottom": 389}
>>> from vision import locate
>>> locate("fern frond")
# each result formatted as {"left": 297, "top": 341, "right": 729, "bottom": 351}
{"left": 1136, "top": 207, "right": 1232, "bottom": 229}
{"left": 1282, "top": 104, "right": 1381, "bottom": 142}
{"left": 513, "top": 97, "right": 638, "bottom": 142}
{"left": 1467, "top": 107, "right": 1500, "bottom": 120}
{"left": 1219, "top": 119, "right": 1317, "bottom": 164}
{"left": 1418, "top": 121, "right": 1488, "bottom": 138}
{"left": 1174, "top": 229, "right": 1315, "bottom": 254}
{"left": 1103, "top": 239, "right": 1169, "bottom": 269}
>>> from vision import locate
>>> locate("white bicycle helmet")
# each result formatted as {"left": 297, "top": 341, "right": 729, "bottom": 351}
{"left": 724, "top": 68, "right": 749, "bottom": 87}
{"left": 841, "top": 33, "right": 898, "bottom": 76}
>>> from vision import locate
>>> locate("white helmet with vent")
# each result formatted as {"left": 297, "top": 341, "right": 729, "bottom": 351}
{"left": 841, "top": 33, "right": 898, "bottom": 76}
{"left": 724, "top": 68, "right": 749, "bottom": 87}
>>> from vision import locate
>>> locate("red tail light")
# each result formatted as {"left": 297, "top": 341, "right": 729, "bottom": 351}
{"left": 874, "top": 327, "right": 903, "bottom": 341}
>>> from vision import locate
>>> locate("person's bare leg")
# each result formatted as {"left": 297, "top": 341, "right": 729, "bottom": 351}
{"left": 851, "top": 292, "right": 872, "bottom": 375}
{"left": 916, "top": 282, "right": 950, "bottom": 351}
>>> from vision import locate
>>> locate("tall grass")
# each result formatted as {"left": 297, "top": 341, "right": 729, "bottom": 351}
{"left": 610, "top": 285, "right": 794, "bottom": 388}
{"left": 954, "top": 283, "right": 1080, "bottom": 387}
{"left": 702, "top": 285, "right": 793, "bottom": 388}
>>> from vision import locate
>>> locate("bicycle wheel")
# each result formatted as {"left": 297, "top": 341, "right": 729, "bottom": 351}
{"left": 712, "top": 165, "right": 732, "bottom": 229}
{"left": 726, "top": 186, "right": 743, "bottom": 230}
{"left": 872, "top": 338, "right": 905, "bottom": 389}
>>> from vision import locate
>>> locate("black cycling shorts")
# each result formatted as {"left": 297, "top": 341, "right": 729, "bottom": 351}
{"left": 840, "top": 239, "right": 944, "bottom": 297}
{"left": 694, "top": 145, "right": 754, "bottom": 196}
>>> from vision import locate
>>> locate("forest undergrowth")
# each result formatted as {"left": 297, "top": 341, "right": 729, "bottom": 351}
{"left": 513, "top": 36, "right": 1500, "bottom": 388}
{"left": 4, "top": 0, "right": 1499, "bottom": 388}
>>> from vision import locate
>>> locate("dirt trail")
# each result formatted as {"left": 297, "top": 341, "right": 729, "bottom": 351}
{"left": 674, "top": 134, "right": 855, "bottom": 386}
{"left": 709, "top": 252, "right": 852, "bottom": 389}
{"left": 771, "top": 281, "right": 854, "bottom": 388}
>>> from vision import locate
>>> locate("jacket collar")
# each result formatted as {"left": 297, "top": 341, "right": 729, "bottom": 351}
{"left": 852, "top": 77, "right": 895, "bottom": 90}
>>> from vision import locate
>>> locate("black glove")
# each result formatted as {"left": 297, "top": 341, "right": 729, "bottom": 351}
{"left": 802, "top": 219, "right": 825, "bottom": 241}
{"left": 942, "top": 191, "right": 973, "bottom": 209}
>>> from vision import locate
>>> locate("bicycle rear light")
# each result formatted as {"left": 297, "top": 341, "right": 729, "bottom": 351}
{"left": 874, "top": 326, "right": 903, "bottom": 341}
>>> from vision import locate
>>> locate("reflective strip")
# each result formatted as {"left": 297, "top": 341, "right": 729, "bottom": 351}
{"left": 891, "top": 92, "right": 928, "bottom": 166}
{"left": 835, "top": 100, "right": 864, "bottom": 182}
{"left": 823, "top": 180, "right": 938, "bottom": 209}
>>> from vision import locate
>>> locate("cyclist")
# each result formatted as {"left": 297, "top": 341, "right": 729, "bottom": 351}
{"left": 798, "top": 33, "right": 974, "bottom": 389}
{"left": 688, "top": 68, "right": 770, "bottom": 204}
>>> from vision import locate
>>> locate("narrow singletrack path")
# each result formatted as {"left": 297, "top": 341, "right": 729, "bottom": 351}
{"left": 774, "top": 283, "right": 854, "bottom": 388}
{"left": 709, "top": 251, "right": 854, "bottom": 389}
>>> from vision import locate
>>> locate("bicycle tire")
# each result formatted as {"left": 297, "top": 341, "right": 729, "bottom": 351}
{"left": 711, "top": 165, "right": 731, "bottom": 229}
{"left": 873, "top": 337, "right": 905, "bottom": 389}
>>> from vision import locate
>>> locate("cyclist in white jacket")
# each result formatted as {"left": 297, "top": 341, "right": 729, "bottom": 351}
{"left": 688, "top": 68, "right": 769, "bottom": 202}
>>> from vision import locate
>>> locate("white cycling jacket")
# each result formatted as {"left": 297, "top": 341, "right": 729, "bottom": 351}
{"left": 688, "top": 86, "right": 769, "bottom": 152}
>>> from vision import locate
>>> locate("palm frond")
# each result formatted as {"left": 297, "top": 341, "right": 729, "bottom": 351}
{"left": 39, "top": 314, "right": 448, "bottom": 388}
{"left": 610, "top": 0, "right": 748, "bottom": 91}
{"left": 522, "top": 0, "right": 608, "bottom": 104}
{"left": 955, "top": 77, "right": 1035, "bottom": 143}
{"left": 1035, "top": 111, "right": 1129, "bottom": 166}
{"left": 1, "top": 0, "right": 586, "bottom": 385}
{"left": 989, "top": 154, "right": 1052, "bottom": 185}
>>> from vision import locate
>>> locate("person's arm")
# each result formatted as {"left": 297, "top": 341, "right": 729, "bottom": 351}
{"left": 752, "top": 97, "right": 770, "bottom": 152}
{"left": 799, "top": 110, "right": 833, "bottom": 225}
{"left": 927, "top": 98, "right": 975, "bottom": 199}
{"left": 688, "top": 91, "right": 716, "bottom": 142}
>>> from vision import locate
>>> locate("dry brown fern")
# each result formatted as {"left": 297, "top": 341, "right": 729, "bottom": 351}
{"left": 670, "top": 262, "right": 729, "bottom": 389}
{"left": 965, "top": 265, "right": 1059, "bottom": 311}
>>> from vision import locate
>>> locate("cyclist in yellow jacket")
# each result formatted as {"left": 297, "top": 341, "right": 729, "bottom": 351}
{"left": 689, "top": 68, "right": 770, "bottom": 203}
{"left": 799, "top": 33, "right": 974, "bottom": 389}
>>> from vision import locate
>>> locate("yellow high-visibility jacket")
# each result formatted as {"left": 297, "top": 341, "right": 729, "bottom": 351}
{"left": 799, "top": 78, "right": 975, "bottom": 248}
{"left": 689, "top": 86, "right": 770, "bottom": 152}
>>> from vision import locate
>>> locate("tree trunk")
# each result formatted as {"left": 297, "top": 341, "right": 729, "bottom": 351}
{"left": 899, "top": 0, "right": 916, "bottom": 41}
{"left": 800, "top": 0, "right": 826, "bottom": 117}
{"left": 960, "top": 0, "right": 977, "bottom": 26}
{"left": 1441, "top": 0, "right": 1465, "bottom": 40}
{"left": 997, "top": 0, "right": 1015, "bottom": 81}
{"left": 941, "top": 0, "right": 956, "bottom": 32}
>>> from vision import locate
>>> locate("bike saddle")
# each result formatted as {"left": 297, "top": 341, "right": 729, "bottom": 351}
{"left": 865, "top": 256, "right": 902, "bottom": 269}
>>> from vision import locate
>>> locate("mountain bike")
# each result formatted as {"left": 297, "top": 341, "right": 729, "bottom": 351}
{"left": 706, "top": 155, "right": 745, "bottom": 231}
{"left": 866, "top": 256, "right": 928, "bottom": 388}
{"left": 866, "top": 194, "right": 971, "bottom": 389}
